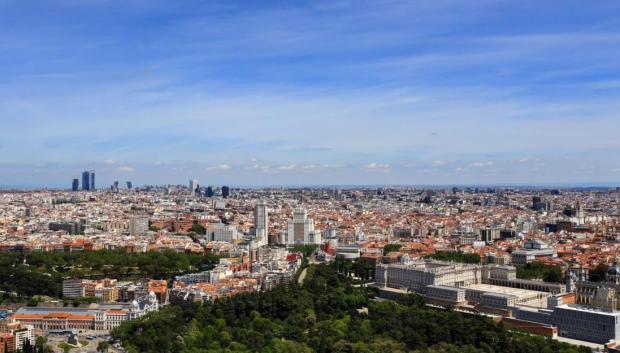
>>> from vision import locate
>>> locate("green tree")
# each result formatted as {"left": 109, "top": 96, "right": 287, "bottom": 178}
{"left": 97, "top": 341, "right": 109, "bottom": 352}
{"left": 589, "top": 263, "right": 609, "bottom": 282}
{"left": 110, "top": 262, "right": 591, "bottom": 353}
{"left": 383, "top": 244, "right": 402, "bottom": 255}
{"left": 425, "top": 251, "right": 481, "bottom": 264}
{"left": 189, "top": 224, "right": 207, "bottom": 235}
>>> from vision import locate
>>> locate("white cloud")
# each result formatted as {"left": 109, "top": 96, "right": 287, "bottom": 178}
{"left": 363, "top": 162, "right": 390, "bottom": 171}
{"left": 117, "top": 166, "right": 134, "bottom": 172}
{"left": 278, "top": 164, "right": 297, "bottom": 171}
{"left": 206, "top": 164, "right": 231, "bottom": 171}
{"left": 245, "top": 164, "right": 270, "bottom": 172}
{"left": 469, "top": 161, "right": 494, "bottom": 168}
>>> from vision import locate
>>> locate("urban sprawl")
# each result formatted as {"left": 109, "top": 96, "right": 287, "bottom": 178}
{"left": 1, "top": 176, "right": 620, "bottom": 352}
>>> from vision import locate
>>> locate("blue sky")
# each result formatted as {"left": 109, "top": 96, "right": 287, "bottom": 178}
{"left": 1, "top": 0, "right": 620, "bottom": 187}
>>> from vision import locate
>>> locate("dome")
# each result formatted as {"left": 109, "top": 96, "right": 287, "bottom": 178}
{"left": 148, "top": 291, "right": 157, "bottom": 304}
{"left": 131, "top": 300, "right": 139, "bottom": 310}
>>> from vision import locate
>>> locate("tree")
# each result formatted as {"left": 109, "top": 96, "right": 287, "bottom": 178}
{"left": 516, "top": 262, "right": 564, "bottom": 283}
{"left": 97, "top": 341, "right": 109, "bottom": 353}
{"left": 543, "top": 266, "right": 564, "bottom": 283}
{"left": 291, "top": 245, "right": 318, "bottom": 258}
{"left": 425, "top": 251, "right": 480, "bottom": 264}
{"left": 189, "top": 224, "right": 207, "bottom": 235}
{"left": 0, "top": 250, "right": 219, "bottom": 299}
{"left": 589, "top": 263, "right": 609, "bottom": 282}
{"left": 35, "top": 336, "right": 49, "bottom": 353}
{"left": 110, "top": 263, "right": 592, "bottom": 353}
{"left": 383, "top": 244, "right": 402, "bottom": 255}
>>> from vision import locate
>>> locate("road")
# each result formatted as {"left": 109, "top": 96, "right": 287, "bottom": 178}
{"left": 297, "top": 267, "right": 308, "bottom": 285}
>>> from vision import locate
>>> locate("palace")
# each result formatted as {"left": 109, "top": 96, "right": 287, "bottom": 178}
{"left": 12, "top": 292, "right": 159, "bottom": 332}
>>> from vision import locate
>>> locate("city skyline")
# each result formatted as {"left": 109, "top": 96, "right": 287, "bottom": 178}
{"left": 3, "top": 2, "right": 620, "bottom": 350}
{"left": 2, "top": 0, "right": 620, "bottom": 186}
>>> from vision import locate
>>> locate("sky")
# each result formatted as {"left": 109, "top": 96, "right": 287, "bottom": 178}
{"left": 1, "top": 0, "right": 620, "bottom": 188}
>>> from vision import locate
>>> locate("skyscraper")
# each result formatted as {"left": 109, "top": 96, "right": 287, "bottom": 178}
{"left": 286, "top": 208, "right": 321, "bottom": 245}
{"left": 80, "top": 170, "right": 95, "bottom": 191}
{"left": 129, "top": 216, "right": 149, "bottom": 236}
{"left": 254, "top": 201, "right": 268, "bottom": 240}
{"left": 126, "top": 181, "right": 133, "bottom": 189}
{"left": 205, "top": 186, "right": 214, "bottom": 197}
{"left": 90, "top": 171, "right": 95, "bottom": 190}
{"left": 222, "top": 186, "right": 230, "bottom": 199}
{"left": 189, "top": 179, "right": 198, "bottom": 195}
{"left": 72, "top": 179, "right": 79, "bottom": 191}
{"left": 82, "top": 171, "right": 90, "bottom": 191}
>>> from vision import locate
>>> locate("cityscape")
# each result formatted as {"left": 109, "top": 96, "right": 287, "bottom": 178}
{"left": 2, "top": 1, "right": 620, "bottom": 353}
{"left": 1, "top": 183, "right": 620, "bottom": 352}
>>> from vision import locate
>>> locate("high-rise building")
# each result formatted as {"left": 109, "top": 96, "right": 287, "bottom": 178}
{"left": 209, "top": 223, "right": 240, "bottom": 243}
{"left": 126, "top": 181, "right": 133, "bottom": 189}
{"left": 205, "top": 186, "right": 214, "bottom": 197}
{"left": 113, "top": 181, "right": 119, "bottom": 191}
{"left": 82, "top": 171, "right": 91, "bottom": 191}
{"left": 72, "top": 179, "right": 79, "bottom": 191}
{"left": 129, "top": 216, "right": 149, "bottom": 236}
{"left": 222, "top": 186, "right": 230, "bottom": 199}
{"left": 90, "top": 171, "right": 96, "bottom": 190}
{"left": 286, "top": 208, "right": 321, "bottom": 245}
{"left": 254, "top": 201, "right": 268, "bottom": 240}
{"left": 189, "top": 179, "right": 198, "bottom": 195}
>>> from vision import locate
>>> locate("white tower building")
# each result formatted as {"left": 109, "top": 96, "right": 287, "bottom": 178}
{"left": 254, "top": 201, "right": 268, "bottom": 245}
{"left": 129, "top": 216, "right": 149, "bottom": 236}
{"left": 286, "top": 208, "right": 321, "bottom": 245}
{"left": 189, "top": 179, "right": 198, "bottom": 195}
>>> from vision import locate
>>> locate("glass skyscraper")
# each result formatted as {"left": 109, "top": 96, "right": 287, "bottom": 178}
{"left": 81, "top": 170, "right": 95, "bottom": 191}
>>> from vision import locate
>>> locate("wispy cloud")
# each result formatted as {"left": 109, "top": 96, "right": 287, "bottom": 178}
{"left": 206, "top": 164, "right": 231, "bottom": 171}
{"left": 116, "top": 166, "right": 134, "bottom": 172}
{"left": 363, "top": 162, "right": 391, "bottom": 172}
{"left": 0, "top": 0, "right": 619, "bottom": 185}
{"left": 278, "top": 164, "right": 297, "bottom": 171}
{"left": 469, "top": 161, "right": 494, "bottom": 168}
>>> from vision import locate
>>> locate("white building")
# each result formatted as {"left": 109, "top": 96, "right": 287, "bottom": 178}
{"left": 209, "top": 223, "right": 240, "bottom": 243}
{"left": 12, "top": 325, "right": 35, "bottom": 351}
{"left": 253, "top": 201, "right": 268, "bottom": 247}
{"left": 254, "top": 201, "right": 268, "bottom": 237}
{"left": 129, "top": 216, "right": 149, "bottom": 236}
{"left": 511, "top": 239, "right": 557, "bottom": 264}
{"left": 63, "top": 278, "right": 86, "bottom": 298}
{"left": 189, "top": 179, "right": 198, "bottom": 195}
{"left": 335, "top": 244, "right": 361, "bottom": 259}
{"left": 13, "top": 293, "right": 159, "bottom": 332}
{"left": 376, "top": 258, "right": 482, "bottom": 292}
{"left": 286, "top": 208, "right": 321, "bottom": 245}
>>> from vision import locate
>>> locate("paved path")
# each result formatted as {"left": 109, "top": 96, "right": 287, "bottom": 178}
{"left": 297, "top": 267, "right": 308, "bottom": 285}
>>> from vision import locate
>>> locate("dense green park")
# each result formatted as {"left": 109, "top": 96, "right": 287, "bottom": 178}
{"left": 112, "top": 262, "right": 591, "bottom": 353}
{"left": 0, "top": 250, "right": 217, "bottom": 299}
{"left": 425, "top": 251, "right": 481, "bottom": 264}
